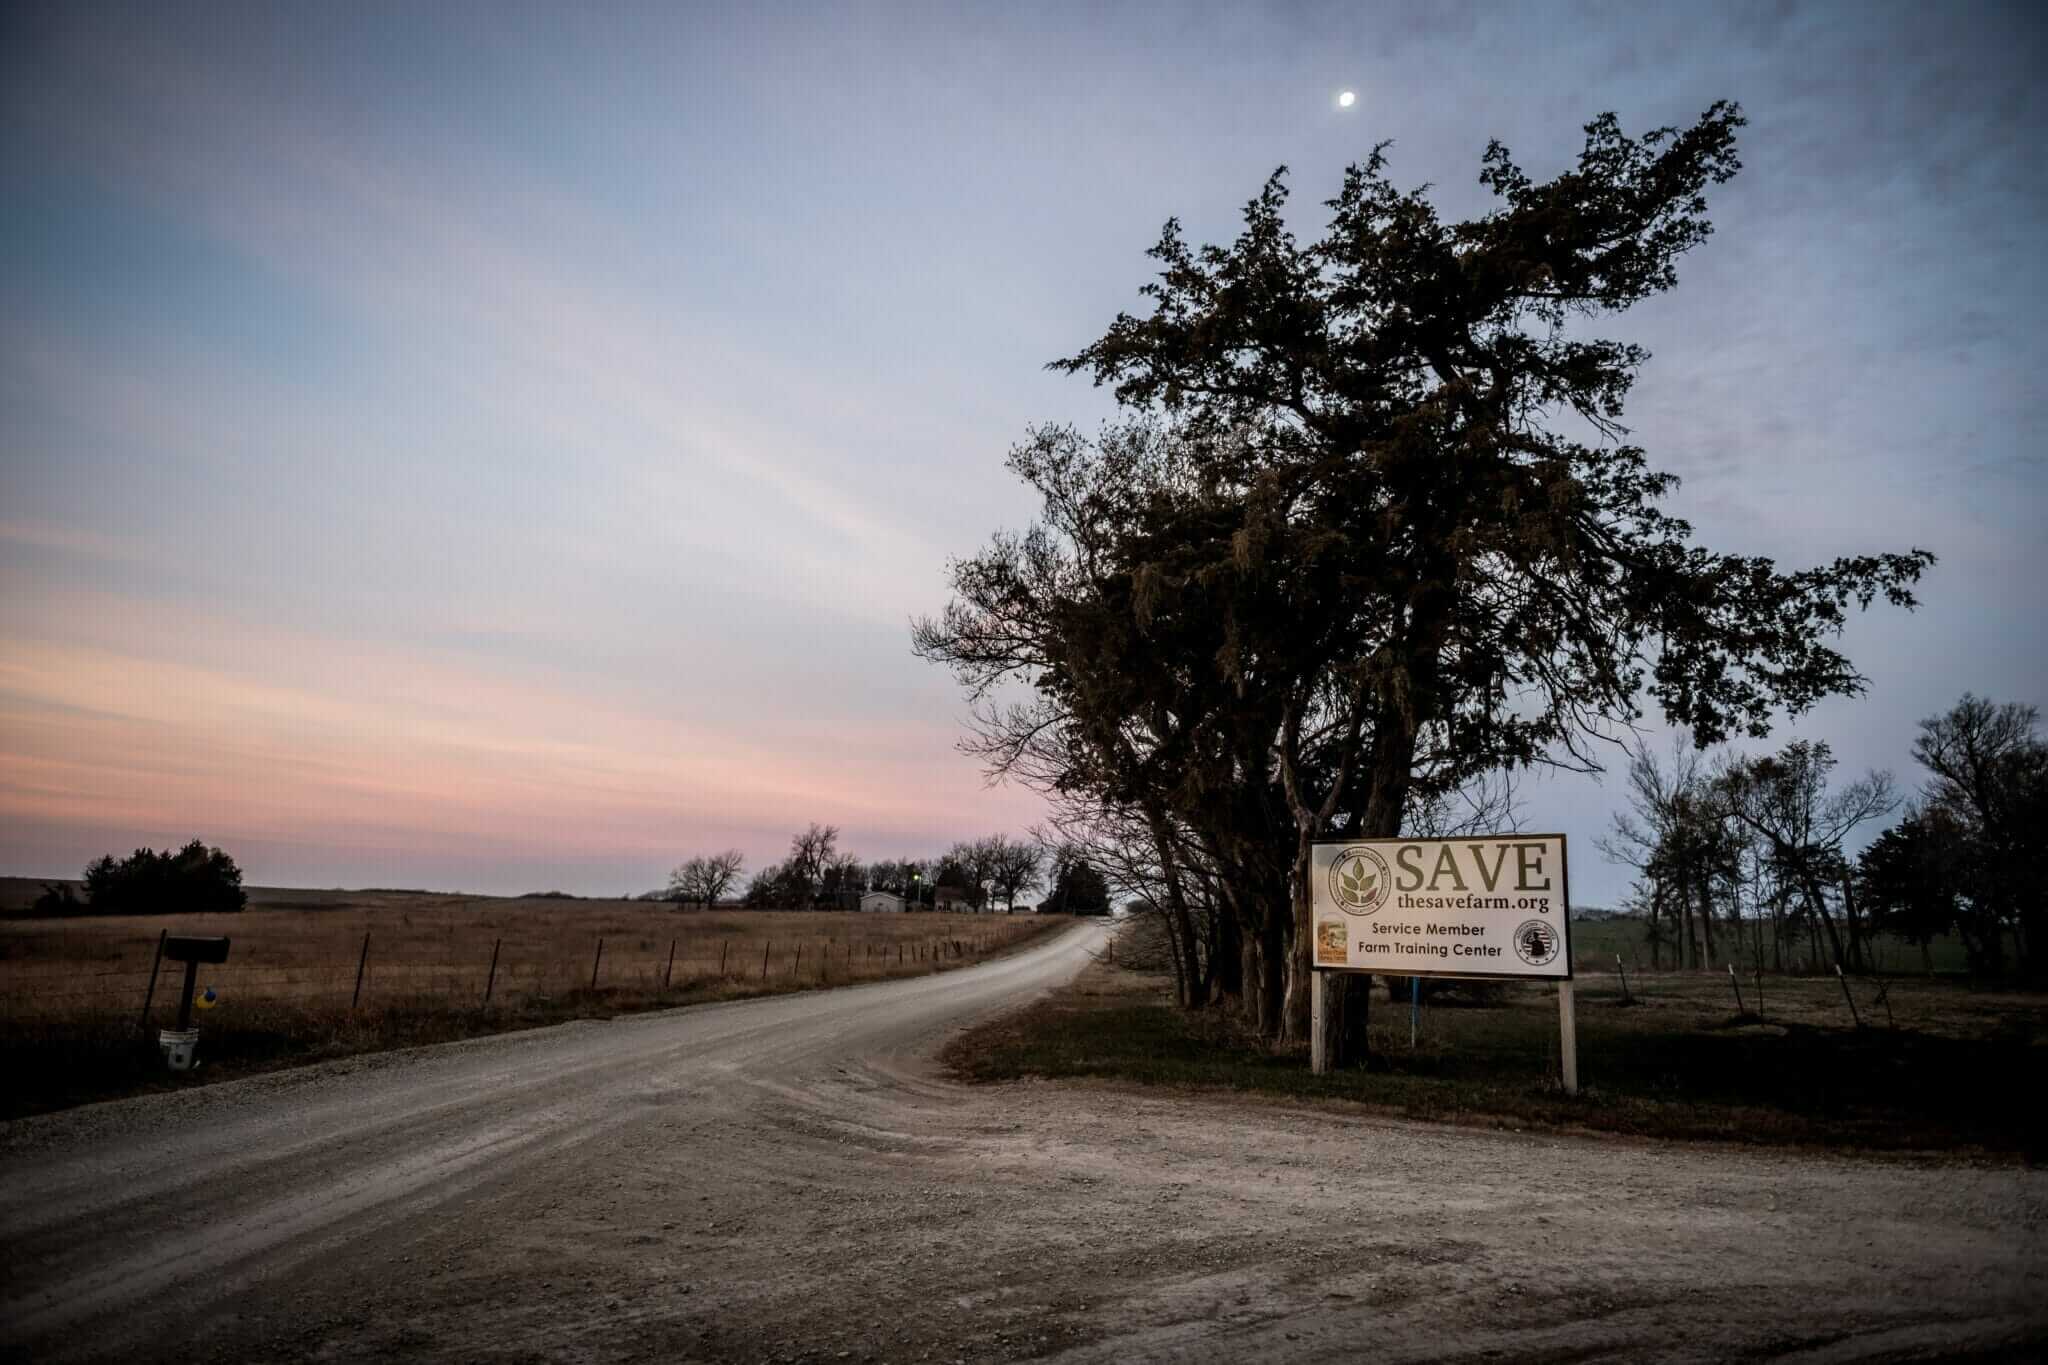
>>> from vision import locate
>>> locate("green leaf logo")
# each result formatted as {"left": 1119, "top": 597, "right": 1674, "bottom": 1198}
{"left": 1340, "top": 859, "right": 1375, "bottom": 904}
{"left": 1330, "top": 848, "right": 1389, "bottom": 916}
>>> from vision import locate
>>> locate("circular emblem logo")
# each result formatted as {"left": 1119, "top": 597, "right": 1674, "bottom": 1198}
{"left": 1512, "top": 919, "right": 1560, "bottom": 968}
{"left": 1328, "top": 847, "right": 1392, "bottom": 917}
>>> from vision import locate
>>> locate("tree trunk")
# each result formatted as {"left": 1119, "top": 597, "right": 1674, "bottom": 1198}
{"left": 1307, "top": 704, "right": 1416, "bottom": 1059}
{"left": 1696, "top": 876, "right": 1718, "bottom": 966}
{"left": 1212, "top": 908, "right": 1243, "bottom": 1005}
{"left": 1801, "top": 876, "right": 1850, "bottom": 971}
{"left": 1678, "top": 878, "right": 1696, "bottom": 969}
{"left": 1260, "top": 911, "right": 1286, "bottom": 1039}
{"left": 1241, "top": 925, "right": 1264, "bottom": 1032}
{"left": 1285, "top": 840, "right": 1314, "bottom": 1044}
{"left": 1337, "top": 973, "right": 1373, "bottom": 1061}
{"left": 1147, "top": 814, "right": 1208, "bottom": 1008}
{"left": 1837, "top": 868, "right": 1868, "bottom": 974}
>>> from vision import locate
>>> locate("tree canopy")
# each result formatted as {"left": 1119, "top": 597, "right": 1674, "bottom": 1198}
{"left": 1861, "top": 695, "right": 2046, "bottom": 976}
{"left": 918, "top": 104, "right": 1933, "bottom": 1052}
{"left": 74, "top": 841, "right": 247, "bottom": 916}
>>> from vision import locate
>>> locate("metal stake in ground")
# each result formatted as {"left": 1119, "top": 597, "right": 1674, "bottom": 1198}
{"left": 664, "top": 938, "right": 676, "bottom": 989}
{"left": 590, "top": 937, "right": 604, "bottom": 990}
{"left": 1615, "top": 953, "right": 1632, "bottom": 1005}
{"left": 483, "top": 937, "right": 500, "bottom": 1006}
{"left": 1728, "top": 962, "right": 1746, "bottom": 1015}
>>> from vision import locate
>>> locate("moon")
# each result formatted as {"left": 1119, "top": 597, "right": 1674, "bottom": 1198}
{"left": 1337, "top": 90, "right": 1356, "bottom": 108}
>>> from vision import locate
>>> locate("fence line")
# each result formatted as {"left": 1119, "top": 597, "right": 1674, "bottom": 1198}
{"left": 1, "top": 924, "right": 1043, "bottom": 1025}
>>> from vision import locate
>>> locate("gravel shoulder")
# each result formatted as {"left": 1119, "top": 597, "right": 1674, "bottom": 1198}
{"left": 4, "top": 921, "right": 2042, "bottom": 1363}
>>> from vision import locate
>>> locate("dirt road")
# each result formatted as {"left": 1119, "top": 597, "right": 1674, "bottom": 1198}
{"left": 3, "top": 921, "right": 2041, "bottom": 1362}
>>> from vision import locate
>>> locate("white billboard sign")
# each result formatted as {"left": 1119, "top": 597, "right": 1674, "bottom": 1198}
{"left": 1311, "top": 835, "right": 1572, "bottom": 980}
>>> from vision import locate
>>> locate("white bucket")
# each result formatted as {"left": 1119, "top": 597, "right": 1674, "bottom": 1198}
{"left": 158, "top": 1027, "right": 200, "bottom": 1072}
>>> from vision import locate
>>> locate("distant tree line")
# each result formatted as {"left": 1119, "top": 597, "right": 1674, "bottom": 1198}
{"left": 33, "top": 841, "right": 247, "bottom": 916}
{"left": 659, "top": 824, "right": 1109, "bottom": 914}
{"left": 1604, "top": 694, "right": 2044, "bottom": 980}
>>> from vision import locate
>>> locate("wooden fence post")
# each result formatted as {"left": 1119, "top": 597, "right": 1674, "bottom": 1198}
{"left": 665, "top": 938, "right": 676, "bottom": 989}
{"left": 138, "top": 929, "right": 167, "bottom": 1032}
{"left": 719, "top": 940, "right": 729, "bottom": 975}
{"left": 483, "top": 937, "right": 501, "bottom": 1005}
{"left": 351, "top": 931, "right": 371, "bottom": 1011}
{"left": 591, "top": 937, "right": 604, "bottom": 990}
{"left": 761, "top": 940, "right": 771, "bottom": 979}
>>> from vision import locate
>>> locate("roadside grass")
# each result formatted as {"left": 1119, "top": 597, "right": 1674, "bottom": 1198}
{"left": 945, "top": 948, "right": 2047, "bottom": 1161}
{"left": 0, "top": 890, "right": 1066, "bottom": 1118}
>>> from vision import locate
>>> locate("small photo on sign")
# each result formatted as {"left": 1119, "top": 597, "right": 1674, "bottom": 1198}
{"left": 1315, "top": 919, "right": 1347, "bottom": 965}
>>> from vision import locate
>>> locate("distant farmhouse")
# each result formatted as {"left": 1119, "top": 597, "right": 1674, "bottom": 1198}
{"left": 859, "top": 891, "right": 905, "bottom": 913}
{"left": 933, "top": 886, "right": 971, "bottom": 911}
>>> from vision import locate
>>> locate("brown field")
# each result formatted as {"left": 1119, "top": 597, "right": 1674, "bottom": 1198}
{"left": 0, "top": 878, "right": 1067, "bottom": 1117}
{"left": 949, "top": 915, "right": 2048, "bottom": 1157}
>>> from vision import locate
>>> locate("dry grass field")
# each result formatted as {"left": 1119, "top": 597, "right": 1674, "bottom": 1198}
{"left": 0, "top": 878, "right": 1067, "bottom": 1116}
{"left": 949, "top": 915, "right": 2048, "bottom": 1158}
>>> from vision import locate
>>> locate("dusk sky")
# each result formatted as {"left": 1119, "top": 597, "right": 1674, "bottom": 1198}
{"left": 3, "top": 2, "right": 2043, "bottom": 903}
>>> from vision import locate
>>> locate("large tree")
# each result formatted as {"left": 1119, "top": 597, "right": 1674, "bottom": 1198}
{"left": 920, "top": 104, "right": 1932, "bottom": 1058}
{"left": 667, "top": 849, "right": 745, "bottom": 908}
{"left": 783, "top": 823, "right": 840, "bottom": 908}
{"left": 1901, "top": 695, "right": 2047, "bottom": 975}
{"left": 987, "top": 836, "right": 1045, "bottom": 912}
{"left": 81, "top": 841, "right": 247, "bottom": 915}
{"left": 1716, "top": 741, "right": 1897, "bottom": 973}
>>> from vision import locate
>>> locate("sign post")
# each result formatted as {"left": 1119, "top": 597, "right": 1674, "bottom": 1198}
{"left": 1310, "top": 834, "right": 1576, "bottom": 1093}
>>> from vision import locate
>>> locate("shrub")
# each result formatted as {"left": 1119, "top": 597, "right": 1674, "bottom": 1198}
{"left": 81, "top": 841, "right": 247, "bottom": 915}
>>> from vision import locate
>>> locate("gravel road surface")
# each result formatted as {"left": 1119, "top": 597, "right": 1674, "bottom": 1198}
{"left": 4, "top": 921, "right": 2042, "bottom": 1363}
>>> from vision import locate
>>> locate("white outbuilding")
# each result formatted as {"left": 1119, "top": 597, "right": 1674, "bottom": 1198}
{"left": 859, "top": 891, "right": 906, "bottom": 913}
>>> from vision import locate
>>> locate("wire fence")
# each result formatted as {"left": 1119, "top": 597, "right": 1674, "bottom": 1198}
{"left": 0, "top": 924, "right": 1041, "bottom": 1027}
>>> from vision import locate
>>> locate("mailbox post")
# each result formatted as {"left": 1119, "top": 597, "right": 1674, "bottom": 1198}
{"left": 160, "top": 935, "right": 229, "bottom": 1071}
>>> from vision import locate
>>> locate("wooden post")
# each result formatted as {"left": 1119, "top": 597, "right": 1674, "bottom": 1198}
{"left": 138, "top": 928, "right": 167, "bottom": 1032}
{"left": 719, "top": 940, "right": 729, "bottom": 975}
{"left": 761, "top": 941, "right": 770, "bottom": 979}
{"left": 590, "top": 937, "right": 604, "bottom": 990}
{"left": 1558, "top": 979, "right": 1579, "bottom": 1095}
{"left": 351, "top": 931, "right": 370, "bottom": 1011}
{"left": 1614, "top": 953, "right": 1632, "bottom": 1005}
{"left": 1310, "top": 971, "right": 1331, "bottom": 1075}
{"left": 173, "top": 959, "right": 201, "bottom": 1030}
{"left": 483, "top": 938, "right": 500, "bottom": 1005}
{"left": 794, "top": 944, "right": 802, "bottom": 977}
{"left": 664, "top": 938, "right": 676, "bottom": 989}
{"left": 1727, "top": 962, "right": 1746, "bottom": 1015}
